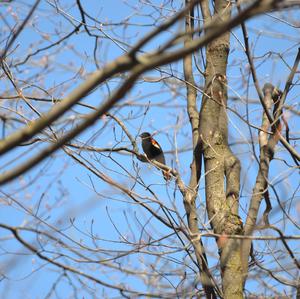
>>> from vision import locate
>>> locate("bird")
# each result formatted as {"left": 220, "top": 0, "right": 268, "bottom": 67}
{"left": 139, "top": 132, "right": 170, "bottom": 181}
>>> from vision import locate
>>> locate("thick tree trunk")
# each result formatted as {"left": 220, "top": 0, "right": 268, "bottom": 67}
{"left": 183, "top": 2, "right": 218, "bottom": 297}
{"left": 199, "top": 1, "right": 243, "bottom": 298}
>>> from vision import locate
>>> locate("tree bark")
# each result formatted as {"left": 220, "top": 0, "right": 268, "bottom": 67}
{"left": 199, "top": 1, "right": 243, "bottom": 297}
{"left": 183, "top": 1, "right": 218, "bottom": 297}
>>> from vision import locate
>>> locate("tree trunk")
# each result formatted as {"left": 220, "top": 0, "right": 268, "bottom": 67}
{"left": 199, "top": 1, "right": 243, "bottom": 297}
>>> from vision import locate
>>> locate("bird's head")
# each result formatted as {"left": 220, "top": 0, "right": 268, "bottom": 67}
{"left": 139, "top": 132, "right": 151, "bottom": 139}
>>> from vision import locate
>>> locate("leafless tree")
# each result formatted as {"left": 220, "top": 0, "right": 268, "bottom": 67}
{"left": 0, "top": 0, "right": 299, "bottom": 298}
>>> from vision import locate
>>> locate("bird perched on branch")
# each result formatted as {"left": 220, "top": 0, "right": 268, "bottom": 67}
{"left": 139, "top": 132, "right": 170, "bottom": 181}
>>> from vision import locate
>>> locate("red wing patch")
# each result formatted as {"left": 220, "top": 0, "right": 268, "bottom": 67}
{"left": 151, "top": 138, "right": 161, "bottom": 149}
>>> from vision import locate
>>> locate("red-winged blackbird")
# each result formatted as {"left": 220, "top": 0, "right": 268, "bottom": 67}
{"left": 139, "top": 132, "right": 170, "bottom": 181}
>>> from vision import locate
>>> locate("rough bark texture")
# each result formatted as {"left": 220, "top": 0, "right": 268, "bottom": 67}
{"left": 183, "top": 2, "right": 218, "bottom": 297}
{"left": 199, "top": 1, "right": 243, "bottom": 298}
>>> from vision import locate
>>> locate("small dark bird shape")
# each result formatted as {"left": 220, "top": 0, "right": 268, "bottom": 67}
{"left": 139, "top": 132, "right": 170, "bottom": 181}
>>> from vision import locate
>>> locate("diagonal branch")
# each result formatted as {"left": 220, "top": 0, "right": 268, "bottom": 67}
{"left": 0, "top": 0, "right": 41, "bottom": 61}
{"left": 241, "top": 84, "right": 282, "bottom": 282}
{"left": 1, "top": 0, "right": 298, "bottom": 185}
{"left": 238, "top": 5, "right": 300, "bottom": 163}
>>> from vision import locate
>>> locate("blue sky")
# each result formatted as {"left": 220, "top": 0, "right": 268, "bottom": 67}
{"left": 0, "top": 1, "right": 299, "bottom": 298}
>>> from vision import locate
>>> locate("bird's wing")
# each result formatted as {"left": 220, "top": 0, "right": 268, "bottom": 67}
{"left": 154, "top": 152, "right": 166, "bottom": 165}
{"left": 151, "top": 138, "right": 162, "bottom": 150}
